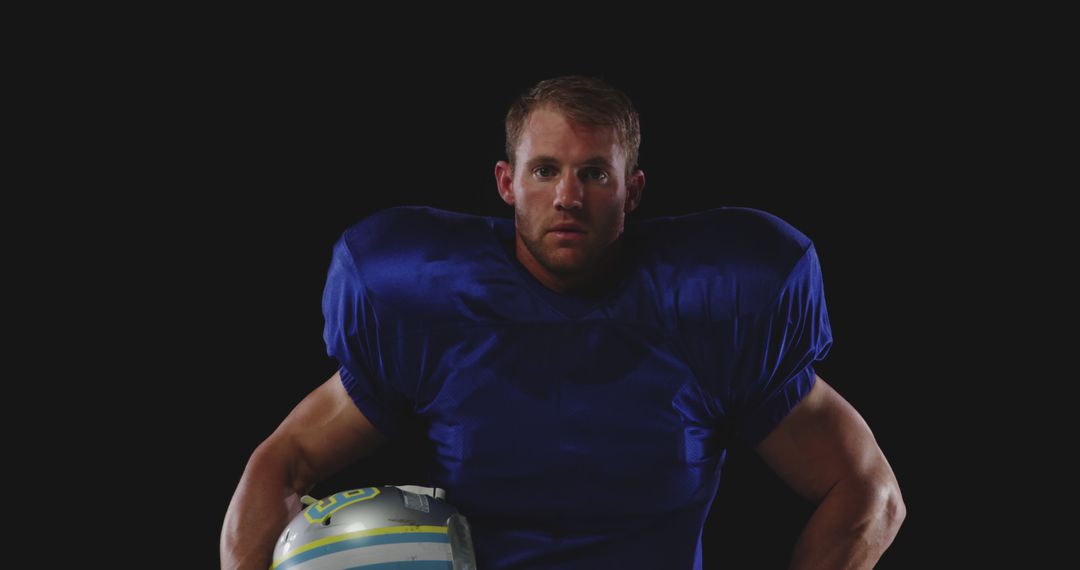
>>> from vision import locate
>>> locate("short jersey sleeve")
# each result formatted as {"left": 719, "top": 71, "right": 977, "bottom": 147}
{"left": 727, "top": 243, "right": 834, "bottom": 449}
{"left": 322, "top": 233, "right": 413, "bottom": 440}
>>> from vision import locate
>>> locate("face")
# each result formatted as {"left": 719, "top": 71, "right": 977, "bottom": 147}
{"left": 495, "top": 106, "right": 645, "bottom": 293}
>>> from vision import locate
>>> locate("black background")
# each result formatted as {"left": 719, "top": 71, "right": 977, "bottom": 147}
{"left": 84, "top": 31, "right": 1045, "bottom": 568}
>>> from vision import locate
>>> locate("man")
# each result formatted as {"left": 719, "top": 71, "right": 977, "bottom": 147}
{"left": 222, "top": 75, "right": 905, "bottom": 569}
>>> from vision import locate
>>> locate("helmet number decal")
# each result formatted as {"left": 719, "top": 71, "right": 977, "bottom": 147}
{"left": 303, "top": 487, "right": 382, "bottom": 524}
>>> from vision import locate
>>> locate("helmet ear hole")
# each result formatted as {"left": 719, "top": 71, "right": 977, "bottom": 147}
{"left": 322, "top": 516, "right": 332, "bottom": 526}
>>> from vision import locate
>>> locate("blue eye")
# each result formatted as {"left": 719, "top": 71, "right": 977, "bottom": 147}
{"left": 585, "top": 169, "right": 608, "bottom": 182}
{"left": 533, "top": 166, "right": 608, "bottom": 181}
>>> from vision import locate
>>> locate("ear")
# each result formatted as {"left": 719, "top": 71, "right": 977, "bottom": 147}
{"left": 624, "top": 168, "right": 646, "bottom": 214}
{"left": 495, "top": 160, "right": 515, "bottom": 206}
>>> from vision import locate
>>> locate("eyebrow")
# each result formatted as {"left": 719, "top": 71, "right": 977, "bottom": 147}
{"left": 524, "top": 155, "right": 614, "bottom": 169}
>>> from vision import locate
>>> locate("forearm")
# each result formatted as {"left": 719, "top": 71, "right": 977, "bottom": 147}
{"left": 220, "top": 446, "right": 307, "bottom": 570}
{"left": 790, "top": 478, "right": 906, "bottom": 570}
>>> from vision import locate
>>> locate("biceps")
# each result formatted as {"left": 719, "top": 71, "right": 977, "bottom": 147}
{"left": 267, "top": 371, "right": 389, "bottom": 492}
{"left": 754, "top": 374, "right": 888, "bottom": 503}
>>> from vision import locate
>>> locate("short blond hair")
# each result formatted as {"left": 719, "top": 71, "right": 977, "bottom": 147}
{"left": 504, "top": 75, "right": 641, "bottom": 181}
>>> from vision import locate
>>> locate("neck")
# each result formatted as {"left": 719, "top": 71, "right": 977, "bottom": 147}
{"left": 516, "top": 236, "right": 625, "bottom": 297}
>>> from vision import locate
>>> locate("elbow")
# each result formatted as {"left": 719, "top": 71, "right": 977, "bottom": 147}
{"left": 842, "top": 474, "right": 906, "bottom": 531}
{"left": 888, "top": 485, "right": 907, "bottom": 528}
{"left": 876, "top": 480, "right": 907, "bottom": 532}
{"left": 855, "top": 460, "right": 906, "bottom": 531}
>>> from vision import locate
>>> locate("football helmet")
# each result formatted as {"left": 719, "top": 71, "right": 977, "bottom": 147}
{"left": 271, "top": 485, "right": 476, "bottom": 569}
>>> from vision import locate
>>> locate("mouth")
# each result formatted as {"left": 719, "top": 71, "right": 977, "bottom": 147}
{"left": 549, "top": 224, "right": 586, "bottom": 234}
{"left": 549, "top": 228, "right": 586, "bottom": 241}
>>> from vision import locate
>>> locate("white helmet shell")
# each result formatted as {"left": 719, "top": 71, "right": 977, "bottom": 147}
{"left": 271, "top": 485, "right": 475, "bottom": 569}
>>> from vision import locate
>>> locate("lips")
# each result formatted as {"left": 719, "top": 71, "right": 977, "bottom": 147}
{"left": 549, "top": 223, "right": 586, "bottom": 242}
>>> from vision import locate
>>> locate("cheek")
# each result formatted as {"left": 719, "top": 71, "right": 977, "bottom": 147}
{"left": 593, "top": 199, "right": 624, "bottom": 223}
{"left": 515, "top": 204, "right": 540, "bottom": 234}
{"left": 516, "top": 192, "right": 546, "bottom": 219}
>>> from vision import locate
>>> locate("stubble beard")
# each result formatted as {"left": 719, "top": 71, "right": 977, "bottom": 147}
{"left": 517, "top": 211, "right": 595, "bottom": 278}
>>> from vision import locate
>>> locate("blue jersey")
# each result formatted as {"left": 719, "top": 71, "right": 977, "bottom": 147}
{"left": 322, "top": 206, "right": 834, "bottom": 569}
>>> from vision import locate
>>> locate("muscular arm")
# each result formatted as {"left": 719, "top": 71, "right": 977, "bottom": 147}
{"left": 755, "top": 374, "right": 906, "bottom": 570}
{"left": 220, "top": 370, "right": 388, "bottom": 570}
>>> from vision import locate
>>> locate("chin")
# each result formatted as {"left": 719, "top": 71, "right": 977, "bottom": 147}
{"left": 542, "top": 250, "right": 592, "bottom": 273}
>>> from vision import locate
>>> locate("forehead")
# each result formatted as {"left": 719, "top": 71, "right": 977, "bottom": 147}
{"left": 518, "top": 106, "right": 623, "bottom": 165}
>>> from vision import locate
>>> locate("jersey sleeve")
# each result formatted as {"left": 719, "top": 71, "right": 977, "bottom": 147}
{"left": 727, "top": 243, "right": 834, "bottom": 449}
{"left": 322, "top": 232, "right": 413, "bottom": 440}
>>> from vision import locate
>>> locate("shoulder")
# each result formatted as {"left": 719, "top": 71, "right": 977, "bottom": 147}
{"left": 339, "top": 206, "right": 476, "bottom": 255}
{"left": 718, "top": 207, "right": 820, "bottom": 310}
{"left": 337, "top": 206, "right": 491, "bottom": 270}
{"left": 635, "top": 207, "right": 819, "bottom": 314}
{"left": 332, "top": 206, "right": 500, "bottom": 312}
{"left": 678, "top": 206, "right": 813, "bottom": 254}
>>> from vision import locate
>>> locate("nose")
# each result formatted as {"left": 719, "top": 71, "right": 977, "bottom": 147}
{"left": 554, "top": 170, "right": 583, "bottom": 211}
